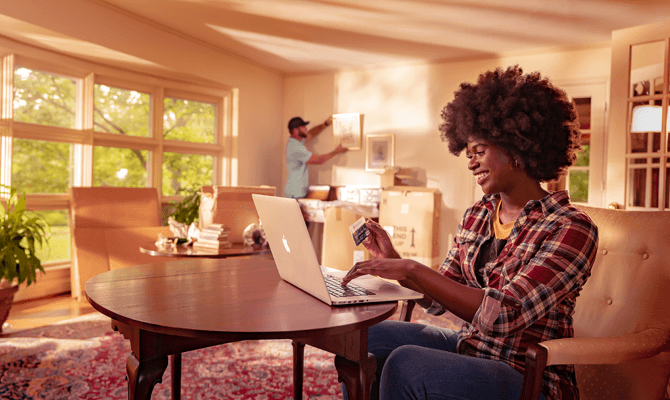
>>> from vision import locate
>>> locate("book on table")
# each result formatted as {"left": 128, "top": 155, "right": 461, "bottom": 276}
{"left": 201, "top": 224, "right": 231, "bottom": 233}
{"left": 198, "top": 233, "right": 229, "bottom": 241}
{"left": 198, "top": 223, "right": 231, "bottom": 239}
{"left": 193, "top": 241, "right": 233, "bottom": 250}
{"left": 196, "top": 238, "right": 231, "bottom": 246}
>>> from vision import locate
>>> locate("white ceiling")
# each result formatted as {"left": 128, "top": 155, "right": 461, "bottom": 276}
{"left": 1, "top": 0, "right": 670, "bottom": 75}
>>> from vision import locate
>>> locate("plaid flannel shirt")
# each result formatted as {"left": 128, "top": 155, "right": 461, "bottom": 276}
{"left": 427, "top": 190, "right": 598, "bottom": 400}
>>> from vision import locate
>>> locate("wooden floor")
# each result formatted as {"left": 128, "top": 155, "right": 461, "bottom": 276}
{"left": 2, "top": 293, "right": 98, "bottom": 334}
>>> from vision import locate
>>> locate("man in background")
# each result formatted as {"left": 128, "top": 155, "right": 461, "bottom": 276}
{"left": 285, "top": 116, "right": 348, "bottom": 198}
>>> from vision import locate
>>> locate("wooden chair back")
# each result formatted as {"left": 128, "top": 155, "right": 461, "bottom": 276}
{"left": 69, "top": 187, "right": 173, "bottom": 300}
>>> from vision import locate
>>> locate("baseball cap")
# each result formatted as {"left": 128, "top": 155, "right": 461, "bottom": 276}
{"left": 288, "top": 117, "right": 309, "bottom": 131}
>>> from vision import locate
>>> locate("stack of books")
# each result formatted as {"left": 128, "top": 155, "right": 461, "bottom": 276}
{"left": 193, "top": 224, "right": 232, "bottom": 251}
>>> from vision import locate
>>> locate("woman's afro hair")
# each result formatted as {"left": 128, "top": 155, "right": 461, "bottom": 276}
{"left": 439, "top": 65, "right": 581, "bottom": 182}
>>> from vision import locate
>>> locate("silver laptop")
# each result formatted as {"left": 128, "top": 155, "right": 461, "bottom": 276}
{"left": 252, "top": 194, "right": 424, "bottom": 306}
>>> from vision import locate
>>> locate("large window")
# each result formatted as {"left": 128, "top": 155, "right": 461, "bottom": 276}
{"left": 1, "top": 54, "right": 232, "bottom": 267}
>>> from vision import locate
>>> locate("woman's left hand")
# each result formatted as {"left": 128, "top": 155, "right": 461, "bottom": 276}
{"left": 342, "top": 258, "right": 417, "bottom": 285}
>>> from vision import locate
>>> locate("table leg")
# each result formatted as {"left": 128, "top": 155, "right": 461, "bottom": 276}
{"left": 292, "top": 340, "right": 305, "bottom": 400}
{"left": 170, "top": 353, "right": 181, "bottom": 400}
{"left": 335, "top": 353, "right": 377, "bottom": 400}
{"left": 126, "top": 352, "right": 169, "bottom": 400}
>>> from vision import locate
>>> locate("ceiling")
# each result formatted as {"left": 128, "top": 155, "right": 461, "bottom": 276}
{"left": 1, "top": 0, "right": 670, "bottom": 75}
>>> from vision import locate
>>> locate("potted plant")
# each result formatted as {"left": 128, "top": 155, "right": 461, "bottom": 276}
{"left": 168, "top": 187, "right": 201, "bottom": 226}
{"left": 0, "top": 185, "right": 49, "bottom": 332}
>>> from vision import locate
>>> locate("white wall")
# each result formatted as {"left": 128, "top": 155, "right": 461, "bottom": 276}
{"left": 284, "top": 45, "right": 612, "bottom": 262}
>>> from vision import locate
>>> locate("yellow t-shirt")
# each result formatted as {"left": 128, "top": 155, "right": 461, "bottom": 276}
{"left": 493, "top": 201, "right": 514, "bottom": 239}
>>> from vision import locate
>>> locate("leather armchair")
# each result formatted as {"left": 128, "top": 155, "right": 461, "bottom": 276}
{"left": 521, "top": 205, "right": 670, "bottom": 400}
{"left": 403, "top": 205, "right": 670, "bottom": 400}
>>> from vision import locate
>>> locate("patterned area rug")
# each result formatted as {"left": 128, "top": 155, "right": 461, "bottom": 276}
{"left": 0, "top": 306, "right": 462, "bottom": 399}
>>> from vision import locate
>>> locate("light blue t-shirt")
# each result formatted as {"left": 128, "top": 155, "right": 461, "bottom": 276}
{"left": 285, "top": 137, "right": 312, "bottom": 198}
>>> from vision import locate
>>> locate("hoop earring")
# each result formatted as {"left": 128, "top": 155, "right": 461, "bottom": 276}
{"left": 513, "top": 159, "right": 520, "bottom": 169}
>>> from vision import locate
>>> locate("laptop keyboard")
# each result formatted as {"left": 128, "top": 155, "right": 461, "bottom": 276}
{"left": 324, "top": 274, "right": 376, "bottom": 298}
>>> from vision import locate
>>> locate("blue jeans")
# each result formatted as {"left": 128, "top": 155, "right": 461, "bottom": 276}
{"left": 342, "top": 320, "right": 548, "bottom": 400}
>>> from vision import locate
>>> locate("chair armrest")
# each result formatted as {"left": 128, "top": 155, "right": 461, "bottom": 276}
{"left": 520, "top": 328, "right": 670, "bottom": 400}
{"left": 541, "top": 328, "right": 670, "bottom": 366}
{"left": 399, "top": 300, "right": 416, "bottom": 322}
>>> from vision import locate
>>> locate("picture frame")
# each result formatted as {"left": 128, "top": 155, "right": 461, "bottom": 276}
{"left": 365, "top": 134, "right": 395, "bottom": 172}
{"left": 333, "top": 113, "right": 363, "bottom": 150}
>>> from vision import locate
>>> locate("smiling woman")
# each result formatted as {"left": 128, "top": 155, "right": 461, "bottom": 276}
{"left": 341, "top": 66, "right": 597, "bottom": 400}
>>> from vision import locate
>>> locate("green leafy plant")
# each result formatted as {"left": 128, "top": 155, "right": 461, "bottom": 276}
{"left": 169, "top": 188, "right": 201, "bottom": 225}
{"left": 0, "top": 185, "right": 49, "bottom": 287}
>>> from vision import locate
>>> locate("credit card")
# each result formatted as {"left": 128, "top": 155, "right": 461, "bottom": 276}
{"left": 349, "top": 217, "right": 370, "bottom": 246}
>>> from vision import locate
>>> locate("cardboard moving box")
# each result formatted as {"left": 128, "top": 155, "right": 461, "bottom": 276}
{"left": 199, "top": 186, "right": 276, "bottom": 243}
{"left": 321, "top": 206, "right": 372, "bottom": 271}
{"left": 379, "top": 187, "right": 441, "bottom": 269}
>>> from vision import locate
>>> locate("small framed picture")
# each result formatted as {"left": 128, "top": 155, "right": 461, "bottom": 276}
{"left": 333, "top": 113, "right": 363, "bottom": 150}
{"left": 365, "top": 134, "right": 395, "bottom": 172}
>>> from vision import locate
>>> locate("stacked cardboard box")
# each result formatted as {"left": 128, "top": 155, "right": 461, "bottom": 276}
{"left": 321, "top": 207, "right": 372, "bottom": 271}
{"left": 379, "top": 187, "right": 441, "bottom": 270}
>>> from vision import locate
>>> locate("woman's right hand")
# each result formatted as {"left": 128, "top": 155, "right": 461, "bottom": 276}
{"left": 362, "top": 219, "right": 400, "bottom": 259}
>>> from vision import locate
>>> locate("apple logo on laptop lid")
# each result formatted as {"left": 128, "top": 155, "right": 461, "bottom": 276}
{"left": 282, "top": 235, "right": 291, "bottom": 253}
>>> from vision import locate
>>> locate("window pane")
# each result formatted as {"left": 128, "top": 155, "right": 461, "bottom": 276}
{"left": 653, "top": 131, "right": 661, "bottom": 152}
{"left": 94, "top": 85, "right": 151, "bottom": 137}
{"left": 651, "top": 167, "right": 660, "bottom": 208}
{"left": 13, "top": 67, "right": 77, "bottom": 128}
{"left": 573, "top": 97, "right": 591, "bottom": 130}
{"left": 569, "top": 170, "right": 589, "bottom": 203}
{"left": 93, "top": 146, "right": 149, "bottom": 187}
{"left": 12, "top": 138, "right": 72, "bottom": 194}
{"left": 630, "top": 41, "right": 665, "bottom": 97}
{"left": 33, "top": 210, "right": 70, "bottom": 263}
{"left": 628, "top": 168, "right": 647, "bottom": 207}
{"left": 629, "top": 101, "right": 666, "bottom": 153}
{"left": 630, "top": 131, "right": 648, "bottom": 153}
{"left": 575, "top": 144, "right": 590, "bottom": 167}
{"left": 163, "top": 98, "right": 216, "bottom": 143}
{"left": 162, "top": 152, "right": 213, "bottom": 195}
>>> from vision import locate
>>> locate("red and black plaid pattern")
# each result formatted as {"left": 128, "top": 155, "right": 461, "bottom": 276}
{"left": 429, "top": 191, "right": 598, "bottom": 400}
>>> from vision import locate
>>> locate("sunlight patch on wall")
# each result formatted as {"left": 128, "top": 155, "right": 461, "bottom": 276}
{"left": 335, "top": 66, "right": 431, "bottom": 133}
{"left": 207, "top": 25, "right": 413, "bottom": 69}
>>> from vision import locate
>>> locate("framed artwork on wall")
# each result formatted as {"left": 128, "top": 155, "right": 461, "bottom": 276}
{"left": 333, "top": 113, "right": 363, "bottom": 150}
{"left": 365, "top": 134, "right": 395, "bottom": 172}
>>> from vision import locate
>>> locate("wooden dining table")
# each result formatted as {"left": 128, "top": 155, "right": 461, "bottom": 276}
{"left": 85, "top": 256, "right": 397, "bottom": 400}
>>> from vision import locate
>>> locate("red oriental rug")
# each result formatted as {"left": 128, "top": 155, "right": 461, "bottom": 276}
{"left": 0, "top": 306, "right": 462, "bottom": 399}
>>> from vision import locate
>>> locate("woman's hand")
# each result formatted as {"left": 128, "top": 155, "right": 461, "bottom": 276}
{"left": 342, "top": 258, "right": 417, "bottom": 285}
{"left": 362, "top": 219, "right": 400, "bottom": 259}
